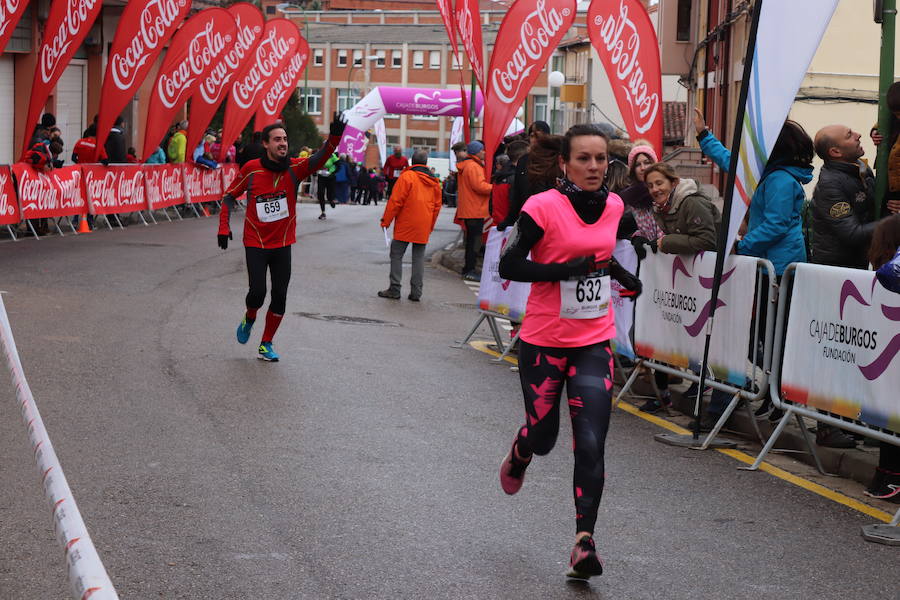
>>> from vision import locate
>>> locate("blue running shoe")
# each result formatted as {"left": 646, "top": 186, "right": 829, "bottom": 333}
{"left": 257, "top": 342, "right": 279, "bottom": 362}
{"left": 236, "top": 317, "right": 254, "bottom": 344}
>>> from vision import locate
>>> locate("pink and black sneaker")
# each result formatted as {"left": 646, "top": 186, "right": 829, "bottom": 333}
{"left": 499, "top": 440, "right": 531, "bottom": 495}
{"left": 566, "top": 535, "right": 604, "bottom": 579}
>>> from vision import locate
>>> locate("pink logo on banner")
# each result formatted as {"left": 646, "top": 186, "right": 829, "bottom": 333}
{"left": 670, "top": 254, "right": 733, "bottom": 338}
{"left": 838, "top": 278, "right": 900, "bottom": 380}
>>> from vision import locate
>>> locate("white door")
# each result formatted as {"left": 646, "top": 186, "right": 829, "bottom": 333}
{"left": 0, "top": 56, "right": 14, "bottom": 165}
{"left": 55, "top": 61, "right": 86, "bottom": 164}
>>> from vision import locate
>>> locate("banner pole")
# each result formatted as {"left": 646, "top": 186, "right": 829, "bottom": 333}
{"left": 469, "top": 71, "right": 478, "bottom": 141}
{"left": 690, "top": 0, "right": 764, "bottom": 440}
{"left": 874, "top": 0, "right": 896, "bottom": 220}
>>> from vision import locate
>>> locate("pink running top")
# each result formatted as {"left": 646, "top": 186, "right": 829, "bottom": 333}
{"left": 519, "top": 188, "right": 623, "bottom": 348}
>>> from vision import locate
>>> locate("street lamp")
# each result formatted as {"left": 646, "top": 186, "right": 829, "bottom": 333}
{"left": 548, "top": 70, "right": 565, "bottom": 133}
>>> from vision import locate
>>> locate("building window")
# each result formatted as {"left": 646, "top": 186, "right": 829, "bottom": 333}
{"left": 429, "top": 51, "right": 441, "bottom": 69}
{"left": 375, "top": 50, "right": 386, "bottom": 67}
{"left": 353, "top": 50, "right": 363, "bottom": 67}
{"left": 387, "top": 135, "right": 400, "bottom": 146}
{"left": 676, "top": 0, "right": 692, "bottom": 42}
{"left": 409, "top": 136, "right": 438, "bottom": 152}
{"left": 337, "top": 50, "right": 347, "bottom": 67}
{"left": 451, "top": 52, "right": 462, "bottom": 70}
{"left": 533, "top": 97, "right": 548, "bottom": 123}
{"left": 551, "top": 55, "right": 564, "bottom": 73}
{"left": 337, "top": 88, "right": 358, "bottom": 112}
{"left": 313, "top": 49, "right": 324, "bottom": 66}
{"left": 392, "top": 50, "right": 402, "bottom": 68}
{"left": 266, "top": 6, "right": 275, "bottom": 14}
{"left": 413, "top": 50, "right": 424, "bottom": 69}
{"left": 412, "top": 113, "right": 438, "bottom": 121}
{"left": 301, "top": 88, "right": 322, "bottom": 115}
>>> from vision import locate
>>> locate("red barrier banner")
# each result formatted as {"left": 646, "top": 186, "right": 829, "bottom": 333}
{"left": 13, "top": 164, "right": 86, "bottom": 219}
{"left": 183, "top": 164, "right": 222, "bottom": 204}
{"left": 144, "top": 164, "right": 186, "bottom": 210}
{"left": 24, "top": 0, "right": 103, "bottom": 156}
{"left": 95, "top": 0, "right": 191, "bottom": 161}
{"left": 483, "top": 0, "right": 576, "bottom": 177}
{"left": 218, "top": 18, "right": 301, "bottom": 161}
{"left": 141, "top": 8, "right": 238, "bottom": 159}
{"left": 220, "top": 162, "right": 245, "bottom": 203}
{"left": 0, "top": 165, "right": 18, "bottom": 225}
{"left": 0, "top": 0, "right": 32, "bottom": 55}
{"left": 254, "top": 46, "right": 309, "bottom": 129}
{"left": 455, "top": 0, "right": 485, "bottom": 91}
{"left": 186, "top": 2, "right": 263, "bottom": 158}
{"left": 588, "top": 0, "right": 663, "bottom": 153}
{"left": 82, "top": 165, "right": 148, "bottom": 215}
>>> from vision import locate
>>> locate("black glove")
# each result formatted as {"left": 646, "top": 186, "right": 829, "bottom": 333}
{"left": 616, "top": 212, "right": 638, "bottom": 240}
{"left": 563, "top": 255, "right": 599, "bottom": 280}
{"left": 496, "top": 222, "right": 508, "bottom": 232}
{"left": 630, "top": 235, "right": 657, "bottom": 260}
{"left": 610, "top": 257, "right": 642, "bottom": 298}
{"left": 217, "top": 231, "right": 232, "bottom": 250}
{"left": 329, "top": 111, "right": 347, "bottom": 137}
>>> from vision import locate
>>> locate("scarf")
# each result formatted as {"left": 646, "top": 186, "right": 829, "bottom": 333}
{"left": 261, "top": 154, "right": 290, "bottom": 172}
{"left": 556, "top": 176, "right": 609, "bottom": 206}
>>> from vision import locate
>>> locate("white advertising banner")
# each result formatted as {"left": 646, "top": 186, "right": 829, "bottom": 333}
{"left": 781, "top": 263, "right": 900, "bottom": 432}
{"left": 634, "top": 252, "right": 757, "bottom": 384}
{"left": 477, "top": 227, "right": 530, "bottom": 322}
{"left": 611, "top": 240, "right": 637, "bottom": 360}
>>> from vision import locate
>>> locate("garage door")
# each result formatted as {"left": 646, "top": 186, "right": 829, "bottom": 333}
{"left": 55, "top": 61, "right": 86, "bottom": 162}
{"left": 0, "top": 56, "right": 14, "bottom": 165}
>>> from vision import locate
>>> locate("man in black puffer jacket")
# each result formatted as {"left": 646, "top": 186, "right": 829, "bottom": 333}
{"left": 811, "top": 124, "right": 882, "bottom": 268}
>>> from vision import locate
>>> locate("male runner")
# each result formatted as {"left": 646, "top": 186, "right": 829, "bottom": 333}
{"left": 217, "top": 113, "right": 347, "bottom": 361}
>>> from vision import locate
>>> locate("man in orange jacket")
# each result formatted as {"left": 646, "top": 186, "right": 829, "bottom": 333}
{"left": 378, "top": 149, "right": 443, "bottom": 301}
{"left": 455, "top": 141, "right": 493, "bottom": 280}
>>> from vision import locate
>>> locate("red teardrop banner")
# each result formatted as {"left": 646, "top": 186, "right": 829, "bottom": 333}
{"left": 94, "top": 0, "right": 192, "bottom": 161}
{"left": 0, "top": 0, "right": 32, "bottom": 55}
{"left": 587, "top": 0, "right": 663, "bottom": 153}
{"left": 23, "top": 0, "right": 103, "bottom": 156}
{"left": 436, "top": 0, "right": 471, "bottom": 144}
{"left": 455, "top": 0, "right": 485, "bottom": 92}
{"left": 186, "top": 2, "right": 263, "bottom": 158}
{"left": 482, "top": 0, "right": 576, "bottom": 177}
{"left": 217, "top": 18, "right": 301, "bottom": 161}
{"left": 253, "top": 38, "right": 309, "bottom": 129}
{"left": 141, "top": 8, "right": 237, "bottom": 160}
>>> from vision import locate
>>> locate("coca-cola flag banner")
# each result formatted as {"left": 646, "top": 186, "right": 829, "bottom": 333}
{"left": 142, "top": 8, "right": 237, "bottom": 159}
{"left": 95, "top": 0, "right": 192, "bottom": 161}
{"left": 186, "top": 2, "right": 264, "bottom": 158}
{"left": 82, "top": 165, "right": 148, "bottom": 215}
{"left": 254, "top": 42, "right": 310, "bottom": 129}
{"left": 218, "top": 18, "right": 301, "bottom": 161}
{"left": 13, "top": 164, "right": 86, "bottom": 219}
{"left": 0, "top": 0, "right": 32, "bottom": 55}
{"left": 588, "top": 0, "right": 663, "bottom": 153}
{"left": 24, "top": 0, "right": 103, "bottom": 156}
{"left": 0, "top": 165, "right": 18, "bottom": 225}
{"left": 483, "top": 0, "right": 576, "bottom": 177}
{"left": 437, "top": 0, "right": 470, "bottom": 142}
{"left": 455, "top": 0, "right": 485, "bottom": 91}
{"left": 183, "top": 164, "right": 222, "bottom": 204}
{"left": 144, "top": 164, "right": 186, "bottom": 210}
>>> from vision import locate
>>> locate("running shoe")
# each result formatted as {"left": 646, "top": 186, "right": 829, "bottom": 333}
{"left": 318, "top": 213, "right": 327, "bottom": 220}
{"left": 257, "top": 342, "right": 280, "bottom": 362}
{"left": 865, "top": 470, "right": 900, "bottom": 503}
{"left": 236, "top": 317, "right": 254, "bottom": 344}
{"left": 499, "top": 440, "right": 530, "bottom": 495}
{"left": 566, "top": 535, "right": 604, "bottom": 579}
{"left": 638, "top": 398, "right": 662, "bottom": 413}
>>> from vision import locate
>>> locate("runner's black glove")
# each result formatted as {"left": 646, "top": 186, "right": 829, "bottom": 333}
{"left": 610, "top": 257, "right": 642, "bottom": 298}
{"left": 630, "top": 235, "right": 657, "bottom": 260}
{"left": 329, "top": 111, "right": 347, "bottom": 137}
{"left": 563, "top": 255, "right": 599, "bottom": 280}
{"left": 218, "top": 231, "right": 232, "bottom": 250}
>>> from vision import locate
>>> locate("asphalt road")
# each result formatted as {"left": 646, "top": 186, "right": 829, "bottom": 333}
{"left": 1, "top": 204, "right": 898, "bottom": 599}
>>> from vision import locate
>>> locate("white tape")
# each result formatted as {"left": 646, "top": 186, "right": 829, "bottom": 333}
{"left": 0, "top": 295, "right": 119, "bottom": 600}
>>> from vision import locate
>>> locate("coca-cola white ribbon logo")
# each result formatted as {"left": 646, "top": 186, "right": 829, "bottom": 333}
{"left": 161, "top": 166, "right": 185, "bottom": 202}
{"left": 0, "top": 0, "right": 23, "bottom": 38}
{"left": 19, "top": 168, "right": 84, "bottom": 212}
{"left": 490, "top": 0, "right": 565, "bottom": 105}
{"left": 199, "top": 19, "right": 254, "bottom": 104}
{"left": 40, "top": 0, "right": 100, "bottom": 84}
{"left": 86, "top": 168, "right": 145, "bottom": 209}
{"left": 259, "top": 52, "right": 305, "bottom": 115}
{"left": 110, "top": 0, "right": 186, "bottom": 90}
{"left": 157, "top": 21, "right": 230, "bottom": 109}
{"left": 455, "top": 2, "right": 483, "bottom": 83}
{"left": 593, "top": 0, "right": 659, "bottom": 134}
{"left": 0, "top": 171, "right": 14, "bottom": 216}
{"left": 232, "top": 29, "right": 293, "bottom": 110}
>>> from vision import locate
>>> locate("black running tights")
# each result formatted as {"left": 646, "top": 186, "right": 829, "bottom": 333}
{"left": 245, "top": 246, "right": 291, "bottom": 315}
{"left": 515, "top": 340, "right": 614, "bottom": 535}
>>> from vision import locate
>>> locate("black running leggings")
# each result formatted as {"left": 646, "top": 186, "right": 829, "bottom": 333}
{"left": 515, "top": 340, "right": 614, "bottom": 535}
{"left": 245, "top": 246, "right": 291, "bottom": 315}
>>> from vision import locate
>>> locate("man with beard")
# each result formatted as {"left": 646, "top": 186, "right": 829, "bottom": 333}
{"left": 383, "top": 145, "right": 409, "bottom": 199}
{"left": 217, "top": 113, "right": 347, "bottom": 362}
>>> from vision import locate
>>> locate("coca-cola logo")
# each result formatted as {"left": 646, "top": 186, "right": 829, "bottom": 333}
{"left": 455, "top": 2, "right": 483, "bottom": 82}
{"left": 593, "top": 1, "right": 659, "bottom": 134}
{"left": 157, "top": 20, "right": 230, "bottom": 109}
{"left": 224, "top": 16, "right": 259, "bottom": 71}
{"left": 86, "top": 168, "right": 145, "bottom": 209}
{"left": 232, "top": 29, "right": 293, "bottom": 110}
{"left": 490, "top": 1, "right": 565, "bottom": 105}
{"left": 160, "top": 166, "right": 185, "bottom": 201}
{"left": 18, "top": 167, "right": 84, "bottom": 213}
{"left": 259, "top": 52, "right": 305, "bottom": 115}
{"left": 110, "top": 0, "right": 186, "bottom": 91}
{"left": 40, "top": 0, "right": 100, "bottom": 84}
{"left": 0, "top": 0, "right": 23, "bottom": 38}
{"left": 198, "top": 21, "right": 250, "bottom": 104}
{"left": 0, "top": 171, "right": 14, "bottom": 216}
{"left": 200, "top": 168, "right": 222, "bottom": 196}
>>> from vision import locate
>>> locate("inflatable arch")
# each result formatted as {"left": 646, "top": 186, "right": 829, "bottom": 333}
{"left": 338, "top": 86, "right": 485, "bottom": 163}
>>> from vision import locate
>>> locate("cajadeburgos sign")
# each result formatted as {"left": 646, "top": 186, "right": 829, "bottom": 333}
{"left": 13, "top": 164, "right": 86, "bottom": 219}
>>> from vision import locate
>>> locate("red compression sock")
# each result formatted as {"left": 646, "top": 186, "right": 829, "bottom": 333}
{"left": 245, "top": 307, "right": 258, "bottom": 322}
{"left": 261, "top": 311, "right": 283, "bottom": 342}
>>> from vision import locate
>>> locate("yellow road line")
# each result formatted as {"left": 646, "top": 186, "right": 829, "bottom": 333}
{"left": 467, "top": 341, "right": 895, "bottom": 524}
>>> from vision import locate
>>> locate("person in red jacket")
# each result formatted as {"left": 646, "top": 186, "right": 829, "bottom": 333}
{"left": 382, "top": 145, "right": 409, "bottom": 199}
{"left": 218, "top": 113, "right": 346, "bottom": 361}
